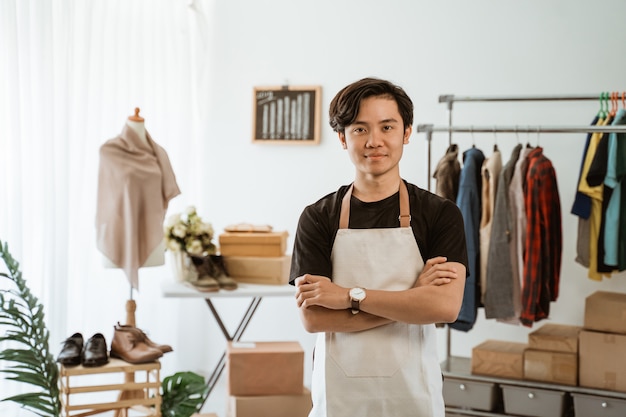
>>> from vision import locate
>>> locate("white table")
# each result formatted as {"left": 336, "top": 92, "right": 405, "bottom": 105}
{"left": 161, "top": 281, "right": 295, "bottom": 402}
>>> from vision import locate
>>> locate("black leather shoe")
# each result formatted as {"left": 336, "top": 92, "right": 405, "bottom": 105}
{"left": 82, "top": 333, "right": 109, "bottom": 367}
{"left": 57, "top": 332, "right": 84, "bottom": 366}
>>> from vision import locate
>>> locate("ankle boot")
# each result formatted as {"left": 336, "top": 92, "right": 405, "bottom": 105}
{"left": 210, "top": 255, "right": 238, "bottom": 290}
{"left": 190, "top": 254, "right": 219, "bottom": 291}
{"left": 115, "top": 322, "right": 173, "bottom": 353}
{"left": 110, "top": 326, "right": 163, "bottom": 364}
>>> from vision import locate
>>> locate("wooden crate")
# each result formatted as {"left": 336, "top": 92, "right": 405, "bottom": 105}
{"left": 58, "top": 358, "right": 161, "bottom": 417}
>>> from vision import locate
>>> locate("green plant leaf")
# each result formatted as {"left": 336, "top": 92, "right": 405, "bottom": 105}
{"left": 160, "top": 371, "right": 209, "bottom": 417}
{"left": 0, "top": 240, "right": 61, "bottom": 417}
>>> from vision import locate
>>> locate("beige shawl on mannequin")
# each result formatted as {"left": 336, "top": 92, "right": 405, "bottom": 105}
{"left": 96, "top": 124, "right": 180, "bottom": 289}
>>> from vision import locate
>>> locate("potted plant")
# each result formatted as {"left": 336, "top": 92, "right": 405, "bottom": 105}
{"left": 0, "top": 240, "right": 209, "bottom": 417}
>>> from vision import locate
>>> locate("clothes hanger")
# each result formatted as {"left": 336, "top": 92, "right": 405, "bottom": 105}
{"left": 609, "top": 92, "right": 618, "bottom": 118}
{"left": 492, "top": 127, "right": 498, "bottom": 152}
{"left": 471, "top": 126, "right": 476, "bottom": 148}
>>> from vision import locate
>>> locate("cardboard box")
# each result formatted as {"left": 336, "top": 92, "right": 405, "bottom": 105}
{"left": 227, "top": 341, "right": 304, "bottom": 396}
{"left": 223, "top": 255, "right": 291, "bottom": 285}
{"left": 579, "top": 330, "right": 626, "bottom": 392}
{"left": 227, "top": 388, "right": 312, "bottom": 417}
{"left": 528, "top": 323, "right": 582, "bottom": 353}
{"left": 584, "top": 291, "right": 626, "bottom": 335}
{"left": 471, "top": 340, "right": 527, "bottom": 380}
{"left": 219, "top": 231, "right": 289, "bottom": 257}
{"left": 523, "top": 349, "right": 578, "bottom": 386}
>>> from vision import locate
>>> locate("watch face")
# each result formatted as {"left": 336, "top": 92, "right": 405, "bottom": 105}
{"left": 350, "top": 287, "right": 366, "bottom": 301}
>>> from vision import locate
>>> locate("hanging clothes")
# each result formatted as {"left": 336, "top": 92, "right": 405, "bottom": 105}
{"left": 451, "top": 147, "right": 485, "bottom": 332}
{"left": 603, "top": 109, "right": 626, "bottom": 270}
{"left": 577, "top": 117, "right": 612, "bottom": 281}
{"left": 571, "top": 117, "right": 599, "bottom": 268}
{"left": 520, "top": 147, "right": 562, "bottom": 327}
{"left": 508, "top": 146, "right": 533, "bottom": 321}
{"left": 587, "top": 116, "right": 618, "bottom": 274}
{"left": 479, "top": 147, "right": 502, "bottom": 304}
{"left": 484, "top": 144, "right": 522, "bottom": 321}
{"left": 432, "top": 143, "right": 461, "bottom": 202}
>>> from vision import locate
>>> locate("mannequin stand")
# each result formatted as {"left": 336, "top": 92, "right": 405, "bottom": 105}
{"left": 112, "top": 298, "right": 158, "bottom": 417}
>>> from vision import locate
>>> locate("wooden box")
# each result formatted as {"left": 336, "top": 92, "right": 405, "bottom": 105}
{"left": 528, "top": 323, "right": 582, "bottom": 353}
{"left": 227, "top": 341, "right": 304, "bottom": 396}
{"left": 223, "top": 255, "right": 291, "bottom": 285}
{"left": 219, "top": 231, "right": 288, "bottom": 257}
{"left": 584, "top": 291, "right": 626, "bottom": 335}
{"left": 523, "top": 349, "right": 578, "bottom": 386}
{"left": 471, "top": 340, "right": 527, "bottom": 380}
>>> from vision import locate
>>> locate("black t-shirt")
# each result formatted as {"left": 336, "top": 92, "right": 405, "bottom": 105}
{"left": 289, "top": 180, "right": 469, "bottom": 284}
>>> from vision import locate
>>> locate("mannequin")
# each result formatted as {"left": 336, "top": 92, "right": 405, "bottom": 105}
{"left": 101, "top": 108, "right": 167, "bottom": 270}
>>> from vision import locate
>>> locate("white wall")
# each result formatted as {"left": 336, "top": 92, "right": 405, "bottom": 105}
{"left": 141, "top": 1, "right": 626, "bottom": 414}
{"left": 5, "top": 1, "right": 626, "bottom": 416}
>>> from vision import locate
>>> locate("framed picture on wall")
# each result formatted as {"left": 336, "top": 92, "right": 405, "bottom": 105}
{"left": 252, "top": 85, "right": 322, "bottom": 144}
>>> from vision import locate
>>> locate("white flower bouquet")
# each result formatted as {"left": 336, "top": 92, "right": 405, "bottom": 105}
{"left": 163, "top": 206, "right": 216, "bottom": 256}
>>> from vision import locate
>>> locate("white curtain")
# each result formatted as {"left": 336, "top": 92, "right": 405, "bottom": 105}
{"left": 0, "top": 0, "right": 215, "bottom": 413}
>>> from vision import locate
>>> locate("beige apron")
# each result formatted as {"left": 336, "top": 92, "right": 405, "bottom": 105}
{"left": 309, "top": 182, "right": 444, "bottom": 417}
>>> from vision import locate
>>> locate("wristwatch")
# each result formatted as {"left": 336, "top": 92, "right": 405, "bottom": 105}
{"left": 349, "top": 287, "right": 367, "bottom": 314}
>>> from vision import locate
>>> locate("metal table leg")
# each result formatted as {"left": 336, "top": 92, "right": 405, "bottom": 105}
{"left": 202, "top": 297, "right": 263, "bottom": 404}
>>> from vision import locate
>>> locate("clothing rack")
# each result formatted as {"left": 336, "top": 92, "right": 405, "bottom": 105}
{"left": 418, "top": 93, "right": 626, "bottom": 370}
{"left": 437, "top": 93, "right": 608, "bottom": 144}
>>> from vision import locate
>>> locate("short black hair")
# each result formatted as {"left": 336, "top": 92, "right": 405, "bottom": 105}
{"left": 328, "top": 77, "right": 414, "bottom": 133}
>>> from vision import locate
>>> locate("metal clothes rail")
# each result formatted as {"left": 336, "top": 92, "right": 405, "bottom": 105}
{"left": 436, "top": 93, "right": 608, "bottom": 143}
{"left": 419, "top": 93, "right": 626, "bottom": 370}
{"left": 417, "top": 124, "right": 626, "bottom": 189}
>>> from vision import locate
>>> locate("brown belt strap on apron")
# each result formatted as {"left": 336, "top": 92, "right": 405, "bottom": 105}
{"left": 339, "top": 181, "right": 411, "bottom": 229}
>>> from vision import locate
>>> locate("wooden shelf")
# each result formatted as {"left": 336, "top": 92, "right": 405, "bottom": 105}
{"left": 59, "top": 358, "right": 161, "bottom": 417}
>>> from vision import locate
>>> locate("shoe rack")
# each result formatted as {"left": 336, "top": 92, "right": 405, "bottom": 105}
{"left": 58, "top": 358, "right": 161, "bottom": 417}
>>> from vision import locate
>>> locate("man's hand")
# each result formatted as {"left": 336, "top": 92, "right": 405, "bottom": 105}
{"left": 414, "top": 256, "right": 459, "bottom": 288}
{"left": 295, "top": 274, "right": 349, "bottom": 310}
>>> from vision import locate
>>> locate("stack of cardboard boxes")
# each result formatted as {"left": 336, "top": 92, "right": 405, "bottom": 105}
{"left": 524, "top": 323, "right": 580, "bottom": 386}
{"left": 579, "top": 290, "right": 626, "bottom": 393}
{"left": 226, "top": 341, "right": 312, "bottom": 417}
{"left": 470, "top": 290, "right": 626, "bottom": 391}
{"left": 219, "top": 228, "right": 290, "bottom": 285}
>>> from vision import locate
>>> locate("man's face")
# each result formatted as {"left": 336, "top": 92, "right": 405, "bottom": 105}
{"left": 339, "top": 96, "right": 411, "bottom": 179}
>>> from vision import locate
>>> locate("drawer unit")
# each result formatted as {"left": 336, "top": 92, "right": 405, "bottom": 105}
{"left": 443, "top": 377, "right": 500, "bottom": 411}
{"left": 572, "top": 392, "right": 626, "bottom": 417}
{"left": 502, "top": 384, "right": 567, "bottom": 417}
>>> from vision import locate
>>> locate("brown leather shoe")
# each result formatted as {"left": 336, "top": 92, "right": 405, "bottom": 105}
{"left": 82, "top": 333, "right": 109, "bottom": 367}
{"left": 110, "top": 327, "right": 163, "bottom": 364}
{"left": 115, "top": 322, "right": 173, "bottom": 354}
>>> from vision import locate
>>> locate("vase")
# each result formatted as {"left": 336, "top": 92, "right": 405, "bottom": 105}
{"left": 169, "top": 251, "right": 198, "bottom": 283}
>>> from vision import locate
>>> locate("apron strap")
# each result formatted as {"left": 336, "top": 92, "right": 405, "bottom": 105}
{"left": 339, "top": 181, "right": 411, "bottom": 229}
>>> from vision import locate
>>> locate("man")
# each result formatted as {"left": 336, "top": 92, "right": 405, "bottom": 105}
{"left": 290, "top": 77, "right": 468, "bottom": 417}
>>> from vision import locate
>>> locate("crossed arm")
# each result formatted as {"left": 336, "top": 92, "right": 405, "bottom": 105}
{"left": 294, "top": 256, "right": 466, "bottom": 333}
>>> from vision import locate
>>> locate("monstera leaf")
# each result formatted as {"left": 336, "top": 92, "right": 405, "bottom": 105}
{"left": 160, "top": 371, "right": 210, "bottom": 417}
{"left": 0, "top": 240, "right": 61, "bottom": 417}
